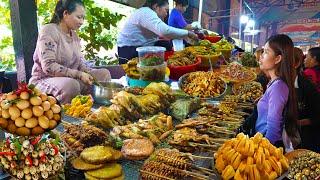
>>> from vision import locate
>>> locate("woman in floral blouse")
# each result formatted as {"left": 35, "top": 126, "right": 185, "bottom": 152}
{"left": 29, "top": 0, "right": 110, "bottom": 103}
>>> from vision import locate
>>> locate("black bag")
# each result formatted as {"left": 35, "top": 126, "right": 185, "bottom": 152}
{"left": 237, "top": 105, "right": 258, "bottom": 137}
{"left": 0, "top": 73, "right": 12, "bottom": 93}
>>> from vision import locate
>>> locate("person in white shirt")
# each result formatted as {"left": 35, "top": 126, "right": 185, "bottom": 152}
{"left": 117, "top": 0, "right": 198, "bottom": 64}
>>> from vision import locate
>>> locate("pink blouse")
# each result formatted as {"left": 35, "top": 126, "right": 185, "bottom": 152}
{"left": 30, "top": 23, "right": 91, "bottom": 84}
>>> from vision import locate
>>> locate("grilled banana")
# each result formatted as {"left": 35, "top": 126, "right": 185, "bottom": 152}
{"left": 234, "top": 169, "right": 244, "bottom": 180}
{"left": 252, "top": 133, "right": 263, "bottom": 144}
{"left": 263, "top": 160, "right": 272, "bottom": 173}
{"left": 222, "top": 165, "right": 235, "bottom": 180}
{"left": 232, "top": 153, "right": 242, "bottom": 169}
{"left": 238, "top": 160, "right": 246, "bottom": 172}
{"left": 279, "top": 158, "right": 289, "bottom": 171}
{"left": 216, "top": 156, "right": 226, "bottom": 173}
{"left": 269, "top": 171, "right": 278, "bottom": 180}
{"left": 248, "top": 140, "right": 255, "bottom": 157}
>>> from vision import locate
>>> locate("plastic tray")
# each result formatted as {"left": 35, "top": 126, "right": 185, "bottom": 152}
{"left": 168, "top": 57, "right": 201, "bottom": 81}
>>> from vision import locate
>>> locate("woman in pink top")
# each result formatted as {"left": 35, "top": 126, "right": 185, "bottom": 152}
{"left": 29, "top": 0, "right": 111, "bottom": 103}
{"left": 303, "top": 47, "right": 320, "bottom": 92}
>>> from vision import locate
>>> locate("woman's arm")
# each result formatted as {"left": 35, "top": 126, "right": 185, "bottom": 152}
{"left": 184, "top": 24, "right": 194, "bottom": 30}
{"left": 78, "top": 55, "right": 92, "bottom": 73}
{"left": 265, "top": 82, "right": 289, "bottom": 144}
{"left": 37, "top": 27, "right": 82, "bottom": 79}
{"left": 139, "top": 9, "right": 189, "bottom": 39}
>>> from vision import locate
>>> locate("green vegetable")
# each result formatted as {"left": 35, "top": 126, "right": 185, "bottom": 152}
{"left": 156, "top": 142, "right": 172, "bottom": 149}
{"left": 139, "top": 65, "right": 166, "bottom": 81}
{"left": 109, "top": 135, "right": 124, "bottom": 149}
{"left": 140, "top": 56, "right": 163, "bottom": 66}
{"left": 13, "top": 139, "right": 22, "bottom": 159}
{"left": 212, "top": 39, "right": 234, "bottom": 50}
{"left": 49, "top": 131, "right": 61, "bottom": 145}
{"left": 28, "top": 84, "right": 36, "bottom": 89}
{"left": 169, "top": 98, "right": 201, "bottom": 121}
{"left": 240, "top": 52, "right": 259, "bottom": 67}
{"left": 115, "top": 139, "right": 123, "bottom": 149}
{"left": 199, "top": 40, "right": 211, "bottom": 47}
{"left": 172, "top": 90, "right": 191, "bottom": 99}
{"left": 80, "top": 96, "right": 89, "bottom": 104}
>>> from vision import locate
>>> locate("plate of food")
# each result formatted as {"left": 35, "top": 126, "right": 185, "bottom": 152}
{"left": 218, "top": 62, "right": 257, "bottom": 83}
{"left": 0, "top": 82, "right": 62, "bottom": 136}
{"left": 178, "top": 71, "right": 227, "bottom": 99}
{"left": 232, "top": 81, "right": 263, "bottom": 102}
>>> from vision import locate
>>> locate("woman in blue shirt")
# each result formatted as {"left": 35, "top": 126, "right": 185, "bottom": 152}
{"left": 255, "top": 34, "right": 299, "bottom": 149}
{"left": 168, "top": 0, "right": 194, "bottom": 30}
{"left": 117, "top": 0, "right": 198, "bottom": 64}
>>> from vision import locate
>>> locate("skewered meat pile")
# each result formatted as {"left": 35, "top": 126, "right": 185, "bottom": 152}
{"left": 140, "top": 148, "right": 213, "bottom": 180}
{"left": 61, "top": 123, "right": 107, "bottom": 155}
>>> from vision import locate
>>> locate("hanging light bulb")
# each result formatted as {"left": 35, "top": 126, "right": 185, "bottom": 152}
{"left": 247, "top": 19, "right": 255, "bottom": 28}
{"left": 240, "top": 15, "right": 249, "bottom": 24}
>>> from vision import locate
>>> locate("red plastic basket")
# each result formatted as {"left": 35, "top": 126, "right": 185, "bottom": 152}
{"left": 168, "top": 57, "right": 201, "bottom": 80}
{"left": 164, "top": 51, "right": 174, "bottom": 60}
{"left": 204, "top": 35, "right": 222, "bottom": 43}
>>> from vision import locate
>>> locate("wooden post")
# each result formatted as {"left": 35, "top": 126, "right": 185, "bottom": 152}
{"left": 219, "top": 0, "right": 231, "bottom": 37}
{"left": 9, "top": 0, "right": 38, "bottom": 82}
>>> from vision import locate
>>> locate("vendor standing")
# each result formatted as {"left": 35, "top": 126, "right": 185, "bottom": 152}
{"left": 29, "top": 0, "right": 111, "bottom": 103}
{"left": 117, "top": 0, "right": 198, "bottom": 64}
{"left": 168, "top": 0, "right": 195, "bottom": 30}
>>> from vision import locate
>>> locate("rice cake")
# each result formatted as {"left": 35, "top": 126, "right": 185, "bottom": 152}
{"left": 71, "top": 157, "right": 104, "bottom": 170}
{"left": 86, "top": 163, "right": 122, "bottom": 179}
{"left": 85, "top": 173, "right": 124, "bottom": 180}
{"left": 80, "top": 146, "right": 113, "bottom": 164}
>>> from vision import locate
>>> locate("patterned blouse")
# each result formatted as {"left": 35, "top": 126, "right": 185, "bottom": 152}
{"left": 29, "top": 23, "right": 91, "bottom": 84}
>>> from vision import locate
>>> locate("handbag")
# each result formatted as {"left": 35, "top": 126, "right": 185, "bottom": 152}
{"left": 0, "top": 73, "right": 12, "bottom": 93}
{"left": 237, "top": 105, "right": 258, "bottom": 137}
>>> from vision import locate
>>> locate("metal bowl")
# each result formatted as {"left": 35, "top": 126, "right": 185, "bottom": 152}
{"left": 178, "top": 72, "right": 228, "bottom": 100}
{"left": 92, "top": 82, "right": 124, "bottom": 105}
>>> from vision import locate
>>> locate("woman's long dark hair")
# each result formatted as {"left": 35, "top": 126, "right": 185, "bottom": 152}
{"left": 267, "top": 34, "right": 299, "bottom": 143}
{"left": 293, "top": 47, "right": 304, "bottom": 73}
{"left": 143, "top": 0, "right": 169, "bottom": 9}
{"left": 50, "top": 0, "right": 84, "bottom": 24}
{"left": 308, "top": 47, "right": 320, "bottom": 64}
{"left": 174, "top": 0, "right": 189, "bottom": 7}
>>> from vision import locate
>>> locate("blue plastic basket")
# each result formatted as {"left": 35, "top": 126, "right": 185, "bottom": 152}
{"left": 127, "top": 76, "right": 171, "bottom": 88}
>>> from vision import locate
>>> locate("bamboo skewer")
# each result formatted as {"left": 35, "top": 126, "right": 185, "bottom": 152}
{"left": 188, "top": 142, "right": 220, "bottom": 148}
{"left": 184, "top": 153, "right": 214, "bottom": 160}
{"left": 208, "top": 138, "right": 229, "bottom": 143}
{"left": 200, "top": 112, "right": 242, "bottom": 122}
{"left": 154, "top": 153, "right": 215, "bottom": 175}
{"left": 183, "top": 170, "right": 209, "bottom": 180}
{"left": 233, "top": 110, "right": 249, "bottom": 116}
{"left": 221, "top": 101, "right": 254, "bottom": 106}
{"left": 139, "top": 170, "right": 175, "bottom": 180}
{"left": 141, "top": 163, "right": 210, "bottom": 180}
{"left": 226, "top": 113, "right": 243, "bottom": 119}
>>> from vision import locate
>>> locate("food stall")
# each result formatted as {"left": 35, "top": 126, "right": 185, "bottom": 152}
{"left": 0, "top": 37, "right": 319, "bottom": 180}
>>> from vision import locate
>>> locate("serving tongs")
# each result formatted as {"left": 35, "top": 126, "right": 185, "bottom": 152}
{"left": 92, "top": 76, "right": 104, "bottom": 87}
{"left": 208, "top": 57, "right": 213, "bottom": 72}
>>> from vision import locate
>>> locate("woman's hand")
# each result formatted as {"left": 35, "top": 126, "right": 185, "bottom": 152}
{"left": 80, "top": 72, "right": 94, "bottom": 85}
{"left": 187, "top": 31, "right": 198, "bottom": 40}
{"left": 191, "top": 21, "right": 202, "bottom": 29}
